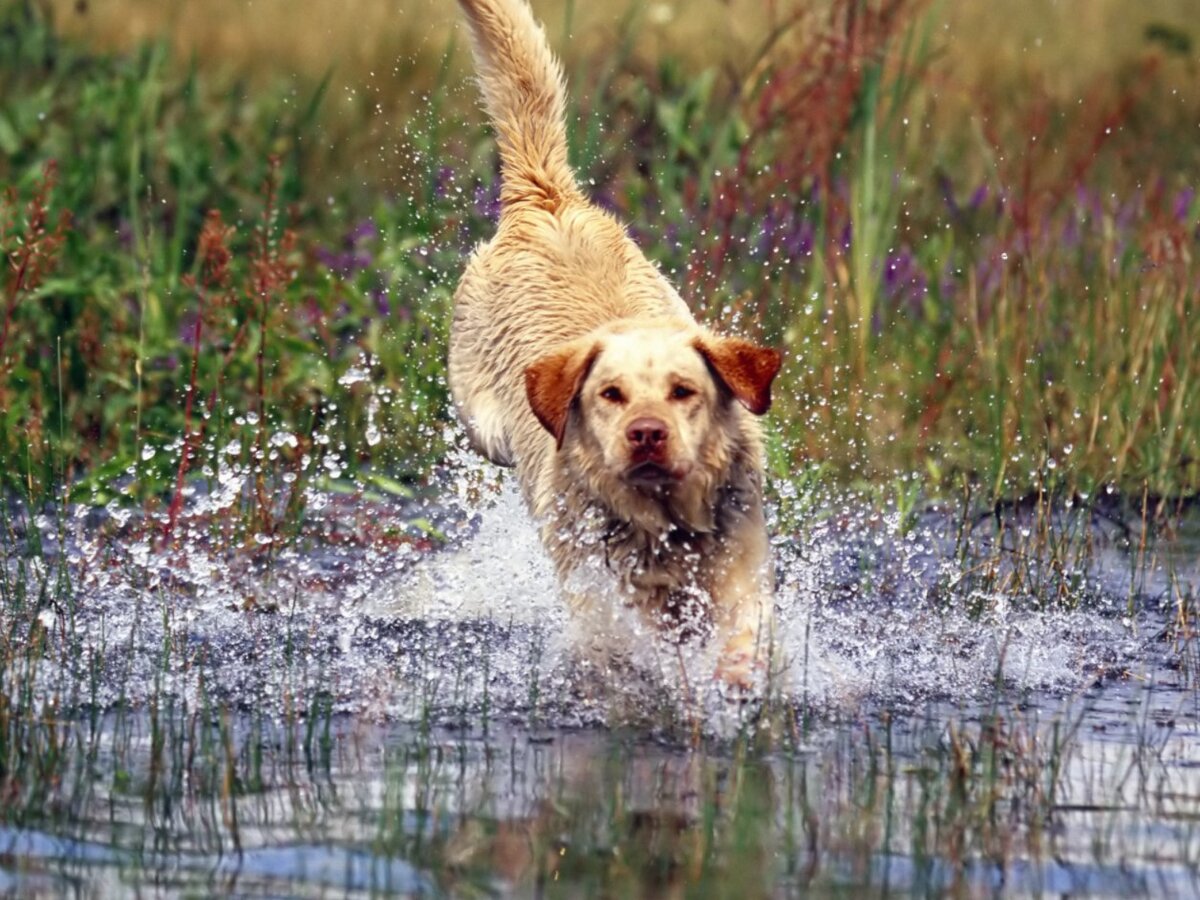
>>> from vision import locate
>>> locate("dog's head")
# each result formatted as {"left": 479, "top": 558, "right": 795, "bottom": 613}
{"left": 524, "top": 319, "right": 781, "bottom": 530}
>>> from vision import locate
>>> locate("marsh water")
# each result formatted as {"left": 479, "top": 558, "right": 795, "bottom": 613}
{"left": 2, "top": 468, "right": 1198, "bottom": 897}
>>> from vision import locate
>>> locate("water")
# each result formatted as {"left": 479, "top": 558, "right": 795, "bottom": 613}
{"left": 40, "top": 475, "right": 1190, "bottom": 721}
{"left": 2, "top": 463, "right": 1198, "bottom": 894}
{"left": 2, "top": 684, "right": 1197, "bottom": 895}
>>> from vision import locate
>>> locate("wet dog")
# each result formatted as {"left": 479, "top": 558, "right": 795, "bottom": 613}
{"left": 450, "top": 0, "right": 781, "bottom": 687}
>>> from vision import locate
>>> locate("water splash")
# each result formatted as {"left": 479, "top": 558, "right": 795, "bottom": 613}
{"left": 10, "top": 435, "right": 1193, "bottom": 731}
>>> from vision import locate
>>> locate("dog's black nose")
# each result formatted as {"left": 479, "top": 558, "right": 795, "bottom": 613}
{"left": 626, "top": 417, "right": 669, "bottom": 448}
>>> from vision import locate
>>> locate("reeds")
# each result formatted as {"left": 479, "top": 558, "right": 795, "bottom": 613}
{"left": 0, "top": 161, "right": 70, "bottom": 489}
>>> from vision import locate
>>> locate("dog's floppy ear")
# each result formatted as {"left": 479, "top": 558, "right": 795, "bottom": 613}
{"left": 694, "top": 335, "right": 782, "bottom": 415}
{"left": 525, "top": 340, "right": 601, "bottom": 448}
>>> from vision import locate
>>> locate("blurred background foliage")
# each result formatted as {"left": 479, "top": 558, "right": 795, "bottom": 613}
{"left": 0, "top": 0, "right": 1197, "bottom": 515}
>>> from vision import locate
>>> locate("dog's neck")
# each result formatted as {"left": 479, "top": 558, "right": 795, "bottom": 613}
{"left": 574, "top": 455, "right": 755, "bottom": 553}
{"left": 538, "top": 447, "right": 761, "bottom": 625}
{"left": 537, "top": 411, "right": 762, "bottom": 596}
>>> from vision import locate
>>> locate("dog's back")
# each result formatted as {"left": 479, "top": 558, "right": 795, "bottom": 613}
{"left": 450, "top": 0, "right": 690, "bottom": 471}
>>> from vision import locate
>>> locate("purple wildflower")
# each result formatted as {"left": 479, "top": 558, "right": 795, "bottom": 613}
{"left": 315, "top": 246, "right": 373, "bottom": 278}
{"left": 1114, "top": 190, "right": 1141, "bottom": 233}
{"left": 967, "top": 183, "right": 989, "bottom": 212}
{"left": 594, "top": 187, "right": 620, "bottom": 215}
{"left": 1074, "top": 185, "right": 1103, "bottom": 223}
{"left": 316, "top": 218, "right": 378, "bottom": 278}
{"left": 368, "top": 286, "right": 393, "bottom": 318}
{"left": 1173, "top": 187, "right": 1194, "bottom": 224}
{"left": 434, "top": 166, "right": 455, "bottom": 200}
{"left": 473, "top": 179, "right": 501, "bottom": 224}
{"left": 938, "top": 172, "right": 961, "bottom": 221}
{"left": 1061, "top": 210, "right": 1081, "bottom": 251}
{"left": 782, "top": 215, "right": 815, "bottom": 261}
{"left": 177, "top": 310, "right": 200, "bottom": 344}
{"left": 881, "top": 245, "right": 928, "bottom": 314}
{"left": 756, "top": 205, "right": 779, "bottom": 259}
{"left": 347, "top": 218, "right": 379, "bottom": 244}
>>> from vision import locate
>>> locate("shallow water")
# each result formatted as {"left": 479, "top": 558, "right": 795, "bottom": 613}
{"left": 2, "top": 678, "right": 1197, "bottom": 896}
{"left": 2, "top": 465, "right": 1198, "bottom": 894}
{"left": 38, "top": 473, "right": 1195, "bottom": 719}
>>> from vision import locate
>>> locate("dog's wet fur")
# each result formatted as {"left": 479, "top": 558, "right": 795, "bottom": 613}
{"left": 450, "top": 0, "right": 782, "bottom": 687}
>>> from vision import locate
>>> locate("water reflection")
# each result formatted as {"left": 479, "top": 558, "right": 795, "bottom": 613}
{"left": 3, "top": 667, "right": 1199, "bottom": 896}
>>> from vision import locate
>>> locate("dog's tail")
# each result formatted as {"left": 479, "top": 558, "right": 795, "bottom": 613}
{"left": 456, "top": 0, "right": 579, "bottom": 210}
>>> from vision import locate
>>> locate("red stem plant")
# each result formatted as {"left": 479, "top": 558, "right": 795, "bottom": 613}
{"left": 978, "top": 57, "right": 1159, "bottom": 267}
{"left": 689, "top": 0, "right": 926, "bottom": 306}
{"left": 162, "top": 210, "right": 237, "bottom": 548}
{"left": 247, "top": 156, "right": 298, "bottom": 537}
{"left": 162, "top": 157, "right": 300, "bottom": 547}
{"left": 0, "top": 161, "right": 70, "bottom": 404}
{"left": 160, "top": 157, "right": 298, "bottom": 548}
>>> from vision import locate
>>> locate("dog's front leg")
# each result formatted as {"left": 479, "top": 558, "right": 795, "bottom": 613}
{"left": 707, "top": 518, "right": 775, "bottom": 690}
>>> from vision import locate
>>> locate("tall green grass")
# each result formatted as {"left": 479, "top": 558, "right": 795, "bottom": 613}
{"left": 0, "top": 3, "right": 483, "bottom": 522}
{"left": 2, "top": 0, "right": 1197, "bottom": 510}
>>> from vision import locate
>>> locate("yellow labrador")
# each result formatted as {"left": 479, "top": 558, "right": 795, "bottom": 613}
{"left": 450, "top": 0, "right": 781, "bottom": 687}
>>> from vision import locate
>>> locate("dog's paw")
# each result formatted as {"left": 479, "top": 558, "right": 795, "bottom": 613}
{"left": 714, "top": 644, "right": 765, "bottom": 699}
{"left": 709, "top": 654, "right": 766, "bottom": 736}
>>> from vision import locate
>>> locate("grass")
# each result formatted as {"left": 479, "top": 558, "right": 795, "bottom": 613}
{"left": 0, "top": 1, "right": 483, "bottom": 516}
{"left": 0, "top": 0, "right": 1199, "bottom": 893}
{"left": 2, "top": 0, "right": 1198, "bottom": 507}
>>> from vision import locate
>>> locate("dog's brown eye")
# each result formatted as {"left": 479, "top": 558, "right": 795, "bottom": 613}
{"left": 670, "top": 385, "right": 696, "bottom": 401}
{"left": 600, "top": 386, "right": 624, "bottom": 403}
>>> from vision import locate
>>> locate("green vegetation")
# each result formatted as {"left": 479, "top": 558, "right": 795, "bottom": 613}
{"left": 0, "top": 1, "right": 480, "bottom": 521}
{"left": 2, "top": 0, "right": 1197, "bottom": 514}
